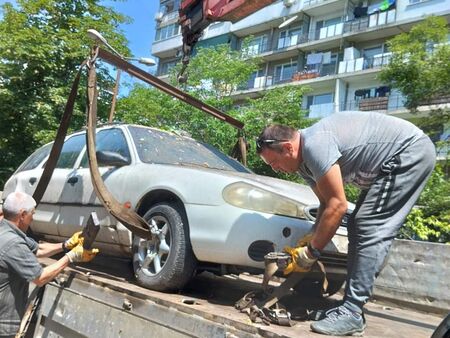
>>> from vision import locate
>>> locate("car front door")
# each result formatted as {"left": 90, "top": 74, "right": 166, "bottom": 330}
{"left": 33, "top": 133, "right": 87, "bottom": 236}
{"left": 64, "top": 128, "right": 133, "bottom": 254}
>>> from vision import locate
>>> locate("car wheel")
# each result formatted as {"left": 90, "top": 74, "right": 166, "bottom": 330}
{"left": 132, "top": 203, "right": 196, "bottom": 291}
{"left": 294, "top": 277, "right": 346, "bottom": 298}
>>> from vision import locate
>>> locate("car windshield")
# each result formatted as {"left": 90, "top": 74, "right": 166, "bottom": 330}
{"left": 128, "top": 126, "right": 250, "bottom": 173}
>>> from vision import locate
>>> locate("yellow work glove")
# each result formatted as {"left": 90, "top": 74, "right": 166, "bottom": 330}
{"left": 66, "top": 244, "right": 99, "bottom": 263}
{"left": 283, "top": 245, "right": 317, "bottom": 275}
{"left": 297, "top": 232, "right": 314, "bottom": 247}
{"left": 64, "top": 231, "right": 84, "bottom": 251}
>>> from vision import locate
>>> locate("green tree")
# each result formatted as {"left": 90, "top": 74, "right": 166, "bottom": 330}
{"left": 379, "top": 16, "right": 450, "bottom": 242}
{"left": 379, "top": 16, "right": 450, "bottom": 111}
{"left": 0, "top": 0, "right": 130, "bottom": 187}
{"left": 379, "top": 16, "right": 450, "bottom": 152}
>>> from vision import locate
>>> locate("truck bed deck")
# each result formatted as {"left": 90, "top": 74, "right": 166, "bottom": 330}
{"left": 35, "top": 255, "right": 443, "bottom": 338}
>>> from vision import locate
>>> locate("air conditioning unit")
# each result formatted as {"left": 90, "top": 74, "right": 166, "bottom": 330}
{"left": 155, "top": 12, "right": 164, "bottom": 22}
{"left": 283, "top": 0, "right": 295, "bottom": 7}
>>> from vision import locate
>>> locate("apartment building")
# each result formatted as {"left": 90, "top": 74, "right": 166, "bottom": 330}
{"left": 152, "top": 0, "right": 450, "bottom": 151}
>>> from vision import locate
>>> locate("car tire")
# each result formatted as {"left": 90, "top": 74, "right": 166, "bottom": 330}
{"left": 294, "top": 277, "right": 346, "bottom": 298}
{"left": 132, "top": 203, "right": 196, "bottom": 291}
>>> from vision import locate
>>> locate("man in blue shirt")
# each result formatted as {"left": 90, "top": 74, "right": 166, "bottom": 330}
{"left": 0, "top": 191, "right": 99, "bottom": 337}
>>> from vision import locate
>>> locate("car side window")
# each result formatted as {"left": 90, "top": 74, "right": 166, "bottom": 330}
{"left": 79, "top": 128, "right": 130, "bottom": 168}
{"left": 15, "top": 143, "right": 53, "bottom": 173}
{"left": 56, "top": 134, "right": 86, "bottom": 169}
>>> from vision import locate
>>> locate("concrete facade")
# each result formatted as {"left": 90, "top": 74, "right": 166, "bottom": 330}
{"left": 374, "top": 239, "right": 450, "bottom": 314}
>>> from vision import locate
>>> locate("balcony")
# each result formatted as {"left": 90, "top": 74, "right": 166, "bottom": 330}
{"left": 245, "top": 41, "right": 271, "bottom": 56}
{"left": 358, "top": 97, "right": 389, "bottom": 111}
{"left": 342, "top": 94, "right": 406, "bottom": 112}
{"left": 343, "top": 9, "right": 396, "bottom": 34}
{"left": 276, "top": 35, "right": 308, "bottom": 50}
{"left": 338, "top": 53, "right": 392, "bottom": 74}
{"left": 313, "top": 23, "right": 344, "bottom": 41}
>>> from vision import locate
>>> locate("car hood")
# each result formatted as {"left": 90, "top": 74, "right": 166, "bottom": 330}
{"left": 180, "top": 165, "right": 320, "bottom": 206}
{"left": 230, "top": 171, "right": 319, "bottom": 205}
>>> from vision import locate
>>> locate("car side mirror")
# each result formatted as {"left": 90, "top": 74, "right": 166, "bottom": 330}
{"left": 96, "top": 150, "right": 131, "bottom": 167}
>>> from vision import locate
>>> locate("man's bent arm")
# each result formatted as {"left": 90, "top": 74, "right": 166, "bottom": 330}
{"left": 310, "top": 164, "right": 347, "bottom": 250}
{"left": 33, "top": 256, "right": 70, "bottom": 287}
{"left": 36, "top": 242, "right": 64, "bottom": 258}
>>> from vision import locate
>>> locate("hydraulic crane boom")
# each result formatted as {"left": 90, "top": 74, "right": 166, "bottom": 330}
{"left": 178, "top": 0, "right": 275, "bottom": 82}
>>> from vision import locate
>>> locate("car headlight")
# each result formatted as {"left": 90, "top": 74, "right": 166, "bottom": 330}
{"left": 223, "top": 182, "right": 307, "bottom": 219}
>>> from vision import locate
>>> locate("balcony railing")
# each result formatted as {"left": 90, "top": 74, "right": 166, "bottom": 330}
{"left": 312, "top": 23, "right": 344, "bottom": 41}
{"left": 308, "top": 103, "right": 335, "bottom": 118}
{"left": 276, "top": 35, "right": 308, "bottom": 50}
{"left": 244, "top": 42, "right": 271, "bottom": 56}
{"left": 338, "top": 53, "right": 392, "bottom": 74}
{"left": 343, "top": 9, "right": 396, "bottom": 34}
{"left": 341, "top": 94, "right": 407, "bottom": 111}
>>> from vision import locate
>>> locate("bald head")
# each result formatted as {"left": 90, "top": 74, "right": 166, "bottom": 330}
{"left": 2, "top": 191, "right": 36, "bottom": 221}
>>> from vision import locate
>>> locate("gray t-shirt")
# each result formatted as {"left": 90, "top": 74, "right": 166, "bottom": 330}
{"left": 298, "top": 111, "right": 424, "bottom": 189}
{"left": 0, "top": 219, "right": 43, "bottom": 336}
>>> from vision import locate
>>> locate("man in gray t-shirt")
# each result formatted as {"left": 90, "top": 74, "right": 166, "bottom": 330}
{"left": 257, "top": 111, "right": 435, "bottom": 336}
{"left": 0, "top": 192, "right": 99, "bottom": 337}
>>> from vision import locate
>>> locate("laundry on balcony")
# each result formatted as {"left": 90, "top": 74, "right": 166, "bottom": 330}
{"left": 375, "top": 86, "right": 391, "bottom": 97}
{"left": 354, "top": 5, "right": 368, "bottom": 18}
{"left": 355, "top": 89, "right": 371, "bottom": 99}
{"left": 368, "top": 0, "right": 395, "bottom": 14}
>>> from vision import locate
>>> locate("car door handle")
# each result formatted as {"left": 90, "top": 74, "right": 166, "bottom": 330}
{"left": 67, "top": 176, "right": 79, "bottom": 186}
{"left": 29, "top": 177, "right": 37, "bottom": 185}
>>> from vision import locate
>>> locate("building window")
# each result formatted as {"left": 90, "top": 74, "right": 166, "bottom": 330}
{"left": 160, "top": 0, "right": 181, "bottom": 15}
{"left": 247, "top": 69, "right": 265, "bottom": 88}
{"left": 275, "top": 62, "right": 298, "bottom": 83}
{"left": 278, "top": 26, "right": 302, "bottom": 49}
{"left": 159, "top": 60, "right": 179, "bottom": 76}
{"left": 316, "top": 17, "right": 343, "bottom": 39}
{"left": 307, "top": 93, "right": 334, "bottom": 118}
{"left": 155, "top": 23, "right": 181, "bottom": 41}
{"left": 307, "top": 93, "right": 333, "bottom": 108}
{"left": 244, "top": 35, "right": 269, "bottom": 55}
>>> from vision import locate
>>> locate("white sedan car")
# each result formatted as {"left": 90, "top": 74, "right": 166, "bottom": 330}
{"left": 2, "top": 124, "right": 348, "bottom": 293}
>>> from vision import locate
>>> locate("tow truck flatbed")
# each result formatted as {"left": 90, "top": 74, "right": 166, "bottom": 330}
{"left": 32, "top": 255, "right": 442, "bottom": 338}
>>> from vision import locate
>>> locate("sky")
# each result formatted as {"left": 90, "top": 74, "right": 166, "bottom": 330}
{"left": 0, "top": 0, "right": 161, "bottom": 94}
{"left": 101, "top": 0, "right": 161, "bottom": 94}
{"left": 103, "top": 0, "right": 159, "bottom": 63}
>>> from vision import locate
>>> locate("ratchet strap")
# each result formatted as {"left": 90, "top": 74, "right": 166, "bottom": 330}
{"left": 32, "top": 60, "right": 87, "bottom": 205}
{"left": 86, "top": 48, "right": 152, "bottom": 239}
{"left": 235, "top": 252, "right": 329, "bottom": 326}
{"left": 32, "top": 50, "right": 152, "bottom": 239}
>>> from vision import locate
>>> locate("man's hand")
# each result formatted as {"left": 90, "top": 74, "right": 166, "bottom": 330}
{"left": 283, "top": 245, "right": 317, "bottom": 275}
{"left": 66, "top": 244, "right": 99, "bottom": 263}
{"left": 297, "top": 232, "right": 314, "bottom": 247}
{"left": 64, "top": 231, "right": 83, "bottom": 251}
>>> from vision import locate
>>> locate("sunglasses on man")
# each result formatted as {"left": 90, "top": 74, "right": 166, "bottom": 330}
{"left": 255, "top": 138, "right": 290, "bottom": 153}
